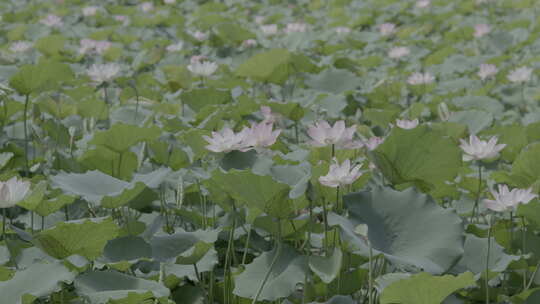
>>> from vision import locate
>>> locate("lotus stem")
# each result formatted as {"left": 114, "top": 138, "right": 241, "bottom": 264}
{"left": 486, "top": 217, "right": 492, "bottom": 304}
{"left": 252, "top": 219, "right": 282, "bottom": 304}
{"left": 368, "top": 241, "right": 373, "bottom": 304}
{"left": 23, "top": 94, "right": 30, "bottom": 174}
{"left": 471, "top": 162, "right": 483, "bottom": 223}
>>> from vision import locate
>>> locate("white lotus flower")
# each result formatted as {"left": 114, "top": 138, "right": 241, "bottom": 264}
{"left": 190, "top": 55, "right": 207, "bottom": 64}
{"left": 87, "top": 63, "right": 120, "bottom": 83}
{"left": 203, "top": 127, "right": 249, "bottom": 153}
{"left": 254, "top": 16, "right": 265, "bottom": 24}
{"left": 388, "top": 46, "right": 410, "bottom": 59}
{"left": 364, "top": 136, "right": 384, "bottom": 151}
{"left": 261, "top": 24, "right": 278, "bottom": 35}
{"left": 40, "top": 14, "right": 63, "bottom": 27}
{"left": 484, "top": 185, "right": 537, "bottom": 212}
{"left": 140, "top": 2, "right": 154, "bottom": 12}
{"left": 396, "top": 118, "right": 419, "bottom": 129}
{"left": 166, "top": 42, "right": 184, "bottom": 52}
{"left": 379, "top": 23, "right": 396, "bottom": 36}
{"left": 416, "top": 0, "right": 430, "bottom": 8}
{"left": 187, "top": 61, "right": 218, "bottom": 77}
{"left": 242, "top": 39, "right": 257, "bottom": 48}
{"left": 335, "top": 27, "right": 351, "bottom": 34}
{"left": 82, "top": 6, "right": 98, "bottom": 17}
{"left": 307, "top": 120, "right": 361, "bottom": 149}
{"left": 459, "top": 135, "right": 506, "bottom": 161}
{"left": 407, "top": 72, "right": 435, "bottom": 85}
{"left": 192, "top": 31, "right": 208, "bottom": 41}
{"left": 507, "top": 67, "right": 533, "bottom": 83}
{"left": 319, "top": 158, "right": 363, "bottom": 188}
{"left": 474, "top": 24, "right": 491, "bottom": 38}
{"left": 239, "top": 121, "right": 281, "bottom": 151}
{"left": 478, "top": 63, "right": 498, "bottom": 81}
{"left": 437, "top": 102, "right": 452, "bottom": 121}
{"left": 9, "top": 41, "right": 32, "bottom": 53}
{"left": 284, "top": 23, "right": 307, "bottom": 33}
{"left": 0, "top": 177, "right": 30, "bottom": 209}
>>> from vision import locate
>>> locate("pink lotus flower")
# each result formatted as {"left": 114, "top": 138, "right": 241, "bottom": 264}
{"left": 192, "top": 31, "right": 209, "bottom": 41}
{"left": 459, "top": 135, "right": 506, "bottom": 161}
{"left": 416, "top": 0, "right": 430, "bottom": 8}
{"left": 335, "top": 27, "right": 351, "bottom": 34}
{"left": 114, "top": 15, "right": 130, "bottom": 26}
{"left": 484, "top": 185, "right": 537, "bottom": 212}
{"left": 87, "top": 63, "right": 120, "bottom": 83}
{"left": 388, "top": 46, "right": 410, "bottom": 59}
{"left": 364, "top": 137, "right": 384, "bottom": 151}
{"left": 474, "top": 24, "right": 491, "bottom": 38}
{"left": 240, "top": 121, "right": 281, "bottom": 151}
{"left": 379, "top": 23, "right": 396, "bottom": 36}
{"left": 407, "top": 72, "right": 435, "bottom": 85}
{"left": 260, "top": 106, "right": 277, "bottom": 124}
{"left": 261, "top": 24, "right": 278, "bottom": 35}
{"left": 187, "top": 61, "right": 218, "bottom": 77}
{"left": 79, "top": 39, "right": 111, "bottom": 55}
{"left": 396, "top": 118, "right": 419, "bottom": 129}
{"left": 82, "top": 6, "right": 98, "bottom": 16}
{"left": 40, "top": 14, "right": 63, "bottom": 27}
{"left": 254, "top": 16, "right": 265, "bottom": 24}
{"left": 140, "top": 2, "right": 154, "bottom": 12}
{"left": 9, "top": 41, "right": 32, "bottom": 53}
{"left": 190, "top": 55, "right": 207, "bottom": 64}
{"left": 284, "top": 23, "right": 307, "bottom": 33}
{"left": 166, "top": 42, "right": 184, "bottom": 52}
{"left": 507, "top": 67, "right": 533, "bottom": 83}
{"left": 242, "top": 39, "right": 257, "bottom": 48}
{"left": 307, "top": 120, "right": 361, "bottom": 149}
{"left": 203, "top": 127, "right": 250, "bottom": 153}
{"left": 319, "top": 158, "right": 363, "bottom": 188}
{"left": 0, "top": 177, "right": 30, "bottom": 209}
{"left": 478, "top": 63, "right": 498, "bottom": 81}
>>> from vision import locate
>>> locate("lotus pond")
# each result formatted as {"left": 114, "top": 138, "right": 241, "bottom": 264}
{"left": 1, "top": 0, "right": 540, "bottom": 303}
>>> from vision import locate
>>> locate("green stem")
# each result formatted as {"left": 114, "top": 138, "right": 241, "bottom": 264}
{"left": 294, "top": 123, "right": 299, "bottom": 144}
{"left": 23, "top": 94, "right": 30, "bottom": 174}
{"left": 522, "top": 216, "right": 527, "bottom": 291}
{"left": 368, "top": 241, "right": 373, "bottom": 304}
{"left": 486, "top": 217, "right": 492, "bottom": 304}
{"left": 252, "top": 219, "right": 282, "bottom": 304}
{"left": 322, "top": 199, "right": 329, "bottom": 254}
{"left": 242, "top": 226, "right": 252, "bottom": 265}
{"left": 336, "top": 186, "right": 340, "bottom": 213}
{"left": 471, "top": 163, "right": 483, "bottom": 223}
{"left": 2, "top": 208, "right": 6, "bottom": 240}
{"left": 223, "top": 208, "right": 237, "bottom": 304}
{"left": 117, "top": 152, "right": 123, "bottom": 178}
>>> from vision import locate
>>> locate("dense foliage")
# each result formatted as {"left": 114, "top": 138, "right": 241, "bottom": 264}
{"left": 1, "top": 0, "right": 540, "bottom": 303}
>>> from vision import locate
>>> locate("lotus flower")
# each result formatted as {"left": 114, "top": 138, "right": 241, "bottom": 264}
{"left": 474, "top": 24, "right": 491, "bottom": 38}
{"left": 407, "top": 72, "right": 435, "bottom": 85}
{"left": 192, "top": 31, "right": 208, "bottom": 41}
{"left": 364, "top": 137, "right": 384, "bottom": 151}
{"left": 284, "top": 23, "right": 307, "bottom": 33}
{"left": 395, "top": 118, "right": 419, "bottom": 129}
{"left": 416, "top": 0, "right": 430, "bottom": 8}
{"left": 40, "top": 14, "right": 63, "bottom": 27}
{"left": 307, "top": 120, "right": 361, "bottom": 149}
{"left": 240, "top": 121, "right": 281, "bottom": 151}
{"left": 87, "top": 63, "right": 120, "bottom": 83}
{"left": 507, "top": 67, "right": 533, "bottom": 83}
{"left": 203, "top": 127, "right": 249, "bottom": 153}
{"left": 459, "top": 135, "right": 506, "bottom": 161}
{"left": 484, "top": 185, "right": 537, "bottom": 212}
{"left": 187, "top": 61, "right": 218, "bottom": 77}
{"left": 335, "top": 27, "right": 351, "bottom": 34}
{"left": 319, "top": 159, "right": 363, "bottom": 188}
{"left": 261, "top": 24, "right": 278, "bottom": 35}
{"left": 140, "top": 2, "right": 154, "bottom": 12}
{"left": 82, "top": 6, "right": 98, "bottom": 16}
{"left": 388, "top": 46, "right": 410, "bottom": 59}
{"left": 0, "top": 177, "right": 30, "bottom": 209}
{"left": 9, "top": 41, "right": 32, "bottom": 53}
{"left": 166, "top": 42, "right": 184, "bottom": 52}
{"left": 379, "top": 23, "right": 396, "bottom": 36}
{"left": 478, "top": 63, "right": 498, "bottom": 81}
{"left": 242, "top": 39, "right": 257, "bottom": 48}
